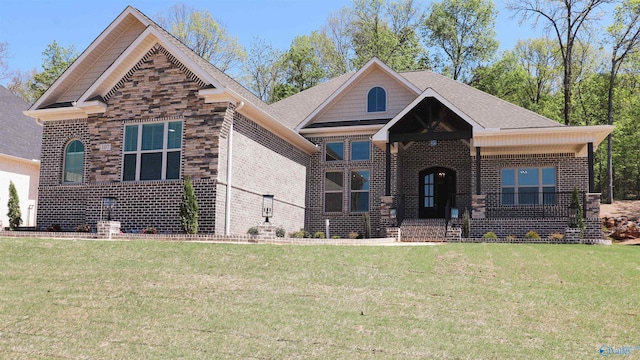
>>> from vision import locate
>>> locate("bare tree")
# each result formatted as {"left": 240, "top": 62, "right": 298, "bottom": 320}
{"left": 507, "top": 0, "right": 612, "bottom": 125}
{"left": 0, "top": 41, "right": 9, "bottom": 81}
{"left": 240, "top": 37, "right": 285, "bottom": 103}
{"left": 157, "top": 4, "right": 246, "bottom": 72}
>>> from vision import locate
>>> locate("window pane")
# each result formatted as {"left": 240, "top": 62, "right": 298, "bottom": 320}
{"left": 167, "top": 121, "right": 182, "bottom": 149}
{"left": 518, "top": 168, "right": 539, "bottom": 186}
{"left": 542, "top": 167, "right": 555, "bottom": 185}
{"left": 124, "top": 125, "right": 138, "bottom": 152}
{"left": 501, "top": 169, "right": 515, "bottom": 186}
{"left": 64, "top": 140, "right": 84, "bottom": 183}
{"left": 325, "top": 172, "right": 343, "bottom": 191}
{"left": 367, "top": 87, "right": 386, "bottom": 112}
{"left": 140, "top": 152, "right": 162, "bottom": 180}
{"left": 326, "top": 142, "right": 344, "bottom": 161}
{"left": 501, "top": 188, "right": 515, "bottom": 205}
{"left": 166, "top": 151, "right": 181, "bottom": 180}
{"left": 141, "top": 123, "right": 164, "bottom": 151}
{"left": 325, "top": 193, "right": 342, "bottom": 212}
{"left": 518, "top": 187, "right": 539, "bottom": 204}
{"left": 351, "top": 170, "right": 370, "bottom": 191}
{"left": 351, "top": 141, "right": 370, "bottom": 161}
{"left": 424, "top": 196, "right": 434, "bottom": 207}
{"left": 351, "top": 192, "right": 369, "bottom": 212}
{"left": 123, "top": 154, "right": 137, "bottom": 181}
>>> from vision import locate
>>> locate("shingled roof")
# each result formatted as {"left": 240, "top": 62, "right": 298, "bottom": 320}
{"left": 269, "top": 67, "right": 563, "bottom": 130}
{"left": 0, "top": 85, "right": 42, "bottom": 161}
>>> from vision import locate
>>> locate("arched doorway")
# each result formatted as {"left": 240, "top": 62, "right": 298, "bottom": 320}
{"left": 419, "top": 167, "right": 456, "bottom": 218}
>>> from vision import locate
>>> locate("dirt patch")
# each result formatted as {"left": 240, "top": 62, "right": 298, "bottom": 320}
{"left": 600, "top": 200, "right": 640, "bottom": 219}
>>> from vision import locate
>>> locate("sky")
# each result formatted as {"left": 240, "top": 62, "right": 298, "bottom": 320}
{"left": 0, "top": 0, "right": 608, "bottom": 86}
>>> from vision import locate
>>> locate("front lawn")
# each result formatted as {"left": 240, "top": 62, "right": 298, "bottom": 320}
{"left": 0, "top": 238, "right": 638, "bottom": 359}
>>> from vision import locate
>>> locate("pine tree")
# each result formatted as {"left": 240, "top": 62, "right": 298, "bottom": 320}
{"left": 7, "top": 181, "right": 22, "bottom": 230}
{"left": 180, "top": 176, "right": 198, "bottom": 234}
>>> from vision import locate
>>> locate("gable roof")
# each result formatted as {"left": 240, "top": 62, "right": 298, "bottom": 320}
{"left": 270, "top": 65, "right": 563, "bottom": 131}
{"left": 291, "top": 58, "right": 422, "bottom": 132}
{"left": 0, "top": 85, "right": 42, "bottom": 161}
{"left": 25, "top": 6, "right": 317, "bottom": 154}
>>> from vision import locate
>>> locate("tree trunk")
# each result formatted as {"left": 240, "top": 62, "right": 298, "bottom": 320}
{"left": 605, "top": 59, "right": 616, "bottom": 203}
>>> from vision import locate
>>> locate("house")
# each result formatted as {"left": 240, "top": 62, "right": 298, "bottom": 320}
{"left": 0, "top": 85, "right": 42, "bottom": 229}
{"left": 25, "top": 6, "right": 612, "bottom": 240}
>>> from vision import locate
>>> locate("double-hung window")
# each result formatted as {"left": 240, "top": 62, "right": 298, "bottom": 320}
{"left": 324, "top": 171, "right": 343, "bottom": 212}
{"left": 123, "top": 121, "right": 182, "bottom": 181}
{"left": 350, "top": 170, "right": 370, "bottom": 212}
{"left": 501, "top": 167, "right": 556, "bottom": 205}
{"left": 326, "top": 142, "right": 344, "bottom": 162}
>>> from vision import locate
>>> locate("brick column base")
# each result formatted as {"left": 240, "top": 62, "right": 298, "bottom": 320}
{"left": 258, "top": 224, "right": 277, "bottom": 240}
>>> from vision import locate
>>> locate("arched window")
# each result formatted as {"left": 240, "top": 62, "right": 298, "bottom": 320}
{"left": 63, "top": 140, "right": 84, "bottom": 183}
{"left": 367, "top": 86, "right": 386, "bottom": 112}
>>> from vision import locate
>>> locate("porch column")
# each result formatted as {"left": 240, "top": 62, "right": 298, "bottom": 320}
{"left": 385, "top": 142, "right": 391, "bottom": 196}
{"left": 587, "top": 142, "right": 594, "bottom": 193}
{"left": 475, "top": 146, "right": 481, "bottom": 195}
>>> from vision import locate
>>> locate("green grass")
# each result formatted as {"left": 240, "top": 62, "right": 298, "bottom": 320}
{"left": 1, "top": 238, "right": 639, "bottom": 359}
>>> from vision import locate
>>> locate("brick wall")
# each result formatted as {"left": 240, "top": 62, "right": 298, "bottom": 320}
{"left": 216, "top": 112, "right": 308, "bottom": 235}
{"left": 304, "top": 135, "right": 385, "bottom": 238}
{"left": 398, "top": 139, "right": 472, "bottom": 218}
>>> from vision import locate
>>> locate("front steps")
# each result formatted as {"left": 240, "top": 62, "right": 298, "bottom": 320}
{"left": 400, "top": 219, "right": 448, "bottom": 242}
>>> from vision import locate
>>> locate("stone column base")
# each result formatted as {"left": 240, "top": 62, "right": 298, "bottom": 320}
{"left": 258, "top": 224, "right": 277, "bottom": 240}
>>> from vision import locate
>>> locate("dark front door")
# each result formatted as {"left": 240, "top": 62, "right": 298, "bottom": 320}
{"left": 419, "top": 167, "right": 456, "bottom": 218}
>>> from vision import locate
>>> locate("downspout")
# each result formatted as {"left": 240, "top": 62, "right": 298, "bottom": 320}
{"left": 225, "top": 101, "right": 244, "bottom": 236}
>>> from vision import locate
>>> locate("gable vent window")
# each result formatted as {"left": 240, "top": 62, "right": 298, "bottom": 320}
{"left": 123, "top": 121, "right": 182, "bottom": 181}
{"left": 63, "top": 139, "right": 84, "bottom": 183}
{"left": 367, "top": 86, "right": 386, "bottom": 112}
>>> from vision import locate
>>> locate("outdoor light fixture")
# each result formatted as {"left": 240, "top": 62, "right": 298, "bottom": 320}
{"left": 102, "top": 196, "right": 117, "bottom": 221}
{"left": 568, "top": 202, "right": 578, "bottom": 228}
{"left": 262, "top": 195, "right": 274, "bottom": 223}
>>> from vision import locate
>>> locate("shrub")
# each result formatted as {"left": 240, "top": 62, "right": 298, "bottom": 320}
{"left": 571, "top": 187, "right": 585, "bottom": 236}
{"left": 142, "top": 227, "right": 158, "bottom": 235}
{"left": 247, "top": 227, "right": 259, "bottom": 236}
{"left": 506, "top": 235, "right": 516, "bottom": 240}
{"left": 75, "top": 224, "right": 91, "bottom": 232}
{"left": 301, "top": 229, "right": 312, "bottom": 238}
{"left": 180, "top": 176, "right": 198, "bottom": 234}
{"left": 549, "top": 233, "right": 564, "bottom": 240}
{"left": 313, "top": 231, "right": 325, "bottom": 239}
{"left": 462, "top": 208, "right": 471, "bottom": 238}
{"left": 525, "top": 230, "right": 540, "bottom": 239}
{"left": 47, "top": 224, "right": 61, "bottom": 232}
{"left": 348, "top": 231, "right": 362, "bottom": 239}
{"left": 331, "top": 235, "right": 340, "bottom": 239}
{"left": 482, "top": 231, "right": 497, "bottom": 239}
{"left": 275, "top": 226, "right": 285, "bottom": 238}
{"left": 288, "top": 230, "right": 303, "bottom": 238}
{"left": 7, "top": 181, "right": 22, "bottom": 230}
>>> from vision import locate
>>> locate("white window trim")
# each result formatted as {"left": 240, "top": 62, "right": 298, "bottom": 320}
{"left": 366, "top": 86, "right": 387, "bottom": 113}
{"left": 62, "top": 139, "right": 84, "bottom": 184}
{"left": 122, "top": 121, "right": 182, "bottom": 181}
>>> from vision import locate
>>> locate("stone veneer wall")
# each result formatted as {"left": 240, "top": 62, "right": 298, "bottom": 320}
{"left": 37, "top": 44, "right": 226, "bottom": 232}
{"left": 305, "top": 135, "right": 388, "bottom": 238}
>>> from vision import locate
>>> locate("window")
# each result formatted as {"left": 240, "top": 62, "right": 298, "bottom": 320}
{"left": 123, "top": 121, "right": 182, "bottom": 181}
{"left": 324, "top": 171, "right": 343, "bottom": 212}
{"left": 367, "top": 86, "right": 386, "bottom": 112}
{"left": 501, "top": 167, "right": 556, "bottom": 205}
{"left": 63, "top": 140, "right": 84, "bottom": 183}
{"left": 326, "top": 142, "right": 344, "bottom": 162}
{"left": 350, "top": 170, "right": 370, "bottom": 212}
{"left": 424, "top": 173, "right": 434, "bottom": 207}
{"left": 351, "top": 141, "right": 370, "bottom": 161}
